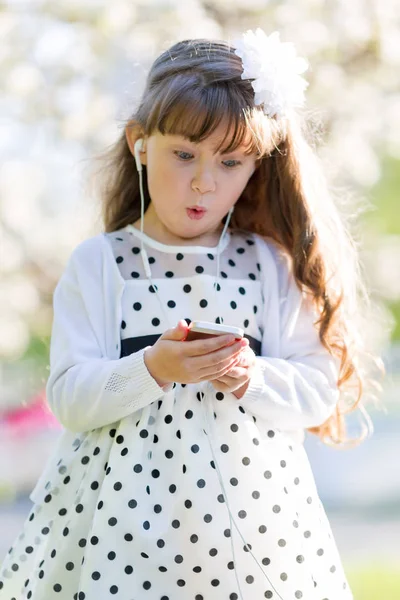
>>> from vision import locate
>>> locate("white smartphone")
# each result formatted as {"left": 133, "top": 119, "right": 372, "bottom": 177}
{"left": 185, "top": 320, "right": 244, "bottom": 342}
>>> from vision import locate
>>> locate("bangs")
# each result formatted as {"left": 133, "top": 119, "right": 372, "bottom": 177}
{"left": 147, "top": 79, "right": 264, "bottom": 156}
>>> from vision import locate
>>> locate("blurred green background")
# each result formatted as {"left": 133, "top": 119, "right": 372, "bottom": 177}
{"left": 1, "top": 0, "right": 399, "bottom": 597}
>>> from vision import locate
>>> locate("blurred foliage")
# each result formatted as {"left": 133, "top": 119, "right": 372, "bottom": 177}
{"left": 346, "top": 563, "right": 400, "bottom": 600}
{"left": 363, "top": 157, "right": 400, "bottom": 236}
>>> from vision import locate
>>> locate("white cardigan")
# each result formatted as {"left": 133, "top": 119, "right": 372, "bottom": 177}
{"left": 29, "top": 230, "right": 340, "bottom": 504}
{"left": 45, "top": 230, "right": 340, "bottom": 438}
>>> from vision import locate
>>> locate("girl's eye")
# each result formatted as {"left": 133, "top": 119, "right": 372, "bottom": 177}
{"left": 174, "top": 151, "right": 193, "bottom": 161}
{"left": 223, "top": 160, "right": 241, "bottom": 168}
{"left": 173, "top": 151, "right": 241, "bottom": 168}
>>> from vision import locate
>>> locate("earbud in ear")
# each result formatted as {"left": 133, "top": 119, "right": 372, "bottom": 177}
{"left": 134, "top": 138, "right": 144, "bottom": 172}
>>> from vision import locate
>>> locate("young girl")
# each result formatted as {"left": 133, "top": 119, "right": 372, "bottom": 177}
{"left": 0, "top": 28, "right": 381, "bottom": 600}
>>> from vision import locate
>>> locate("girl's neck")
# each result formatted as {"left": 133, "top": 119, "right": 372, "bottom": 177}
{"left": 131, "top": 217, "right": 224, "bottom": 248}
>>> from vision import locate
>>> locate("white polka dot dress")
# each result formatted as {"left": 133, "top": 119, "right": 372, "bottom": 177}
{"left": 0, "top": 226, "right": 354, "bottom": 600}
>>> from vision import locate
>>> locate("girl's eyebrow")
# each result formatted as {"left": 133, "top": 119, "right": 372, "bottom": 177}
{"left": 169, "top": 135, "right": 248, "bottom": 155}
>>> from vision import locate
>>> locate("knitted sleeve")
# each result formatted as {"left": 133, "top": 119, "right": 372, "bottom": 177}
{"left": 45, "top": 245, "right": 171, "bottom": 433}
{"left": 238, "top": 236, "right": 340, "bottom": 430}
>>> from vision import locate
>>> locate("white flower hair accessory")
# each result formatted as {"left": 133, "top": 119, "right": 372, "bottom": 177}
{"left": 232, "top": 28, "right": 309, "bottom": 118}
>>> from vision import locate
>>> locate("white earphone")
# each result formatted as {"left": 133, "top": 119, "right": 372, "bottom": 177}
{"left": 134, "top": 138, "right": 144, "bottom": 172}
{"left": 128, "top": 132, "right": 279, "bottom": 600}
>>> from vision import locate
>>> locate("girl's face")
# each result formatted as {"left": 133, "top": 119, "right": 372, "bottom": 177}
{"left": 127, "top": 123, "right": 259, "bottom": 245}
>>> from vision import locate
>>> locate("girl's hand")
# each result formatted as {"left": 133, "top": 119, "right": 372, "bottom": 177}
{"left": 210, "top": 345, "right": 257, "bottom": 398}
{"left": 144, "top": 320, "right": 249, "bottom": 387}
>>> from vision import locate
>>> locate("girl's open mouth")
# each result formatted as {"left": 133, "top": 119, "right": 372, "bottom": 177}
{"left": 186, "top": 208, "right": 206, "bottom": 220}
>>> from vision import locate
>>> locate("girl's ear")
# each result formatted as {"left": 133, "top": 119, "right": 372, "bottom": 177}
{"left": 125, "top": 121, "right": 147, "bottom": 166}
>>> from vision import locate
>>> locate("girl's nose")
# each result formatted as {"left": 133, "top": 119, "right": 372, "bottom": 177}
{"left": 191, "top": 167, "right": 216, "bottom": 194}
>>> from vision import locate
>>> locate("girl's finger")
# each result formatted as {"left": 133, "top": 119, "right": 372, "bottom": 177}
{"left": 223, "top": 366, "right": 248, "bottom": 379}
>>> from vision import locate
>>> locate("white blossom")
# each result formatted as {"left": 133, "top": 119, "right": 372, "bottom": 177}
{"left": 233, "top": 28, "right": 309, "bottom": 118}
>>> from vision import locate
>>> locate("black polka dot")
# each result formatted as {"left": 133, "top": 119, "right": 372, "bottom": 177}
{"left": 131, "top": 246, "right": 140, "bottom": 254}
{"left": 195, "top": 266, "right": 204, "bottom": 273}
{"left": 152, "top": 318, "right": 160, "bottom": 326}
{"left": 176, "top": 253, "right": 184, "bottom": 260}
{"left": 183, "top": 284, "right": 191, "bottom": 293}
{"left": 116, "top": 256, "right": 123, "bottom": 264}
{"left": 230, "top": 301, "right": 237, "bottom": 309}
{"left": 165, "top": 271, "right": 174, "bottom": 278}
{"left": 167, "top": 300, "right": 176, "bottom": 308}
{"left": 200, "top": 299, "right": 208, "bottom": 308}
{"left": 131, "top": 272, "right": 140, "bottom": 278}
{"left": 133, "top": 302, "right": 142, "bottom": 311}
{"left": 239, "top": 287, "right": 246, "bottom": 295}
{"left": 228, "top": 259, "right": 236, "bottom": 267}
{"left": 121, "top": 320, "right": 126, "bottom": 329}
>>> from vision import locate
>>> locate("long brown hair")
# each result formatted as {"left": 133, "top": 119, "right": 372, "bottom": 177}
{"left": 91, "top": 38, "right": 385, "bottom": 447}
